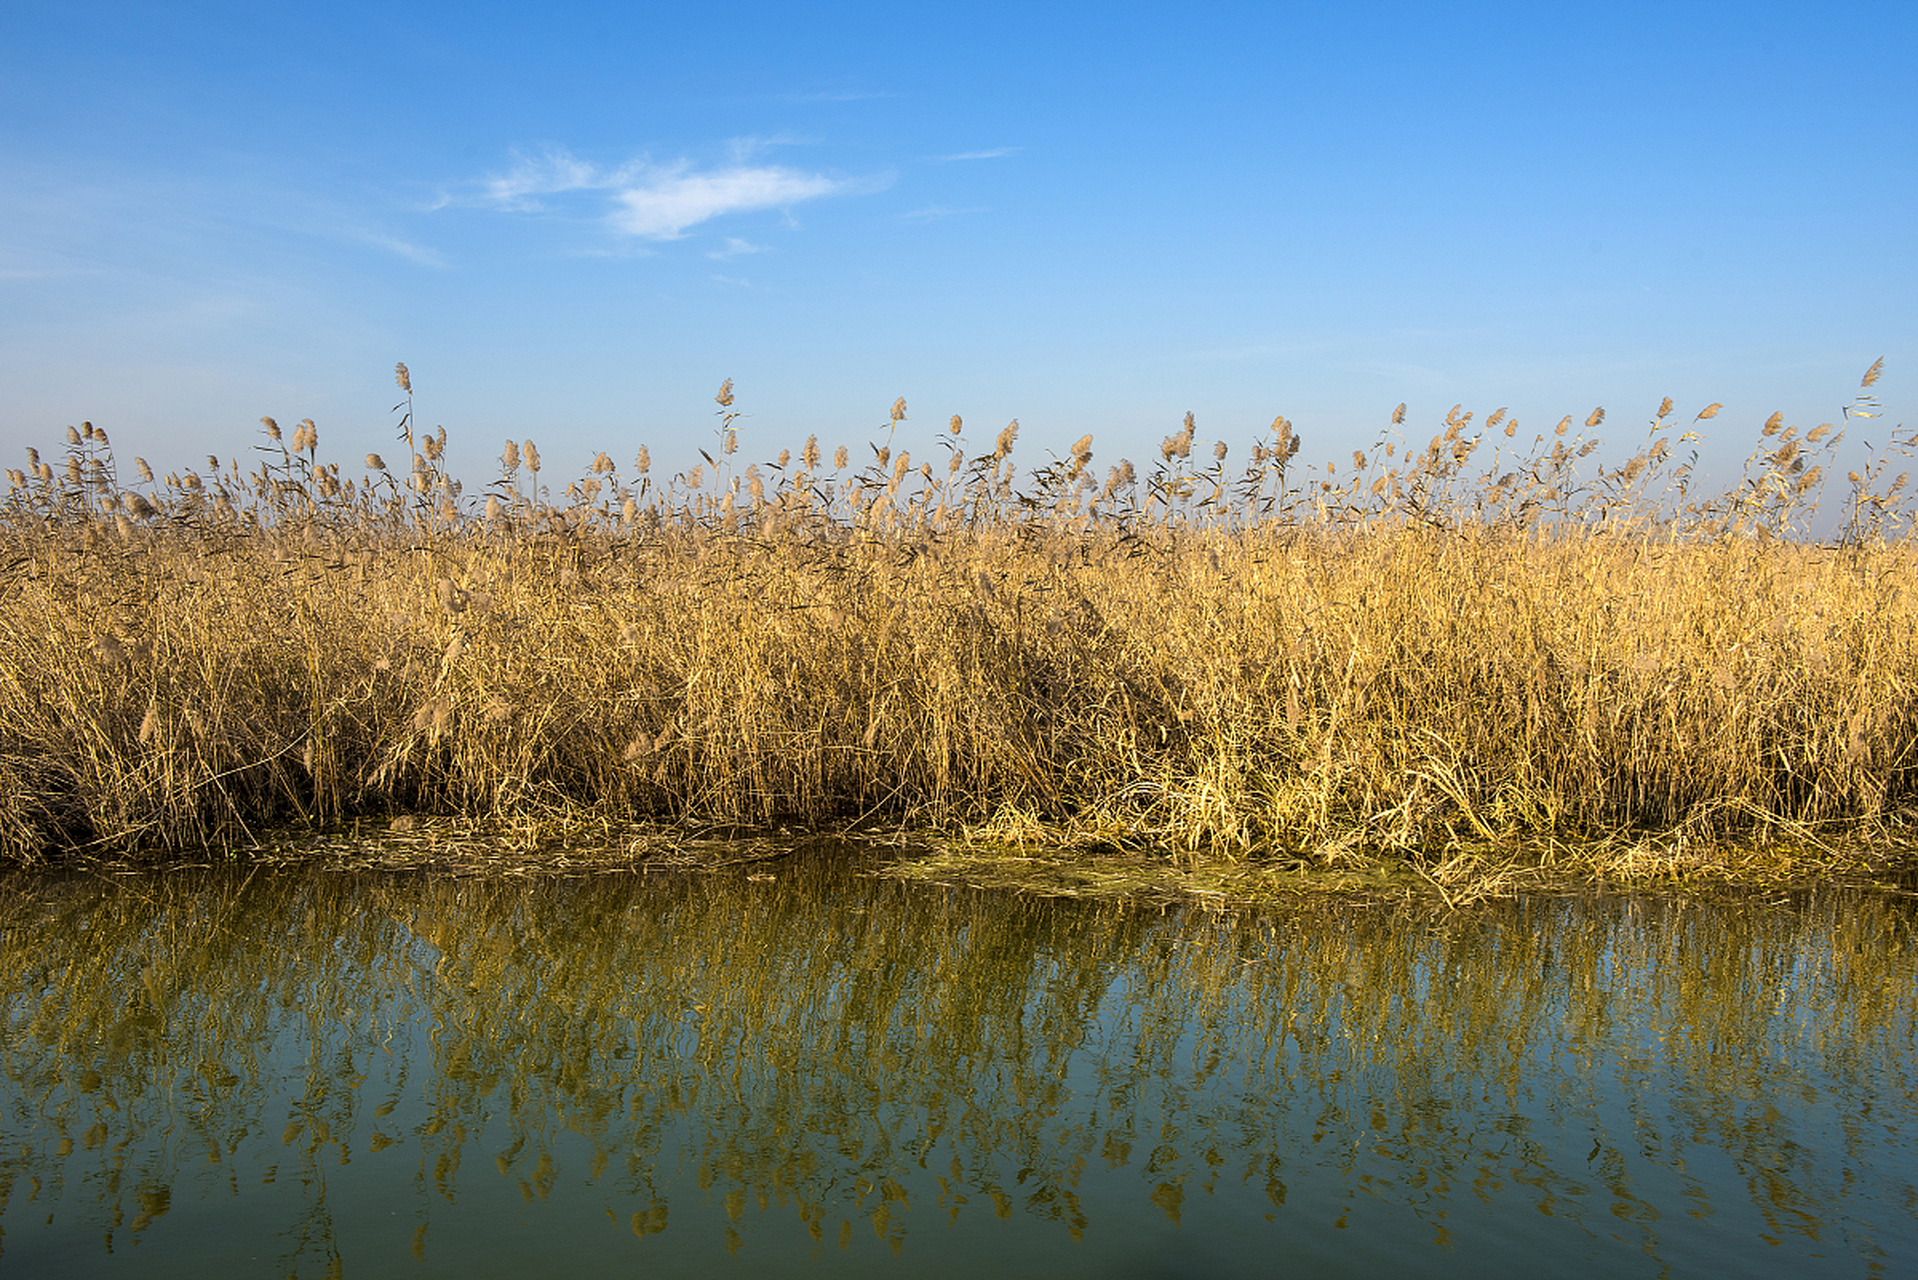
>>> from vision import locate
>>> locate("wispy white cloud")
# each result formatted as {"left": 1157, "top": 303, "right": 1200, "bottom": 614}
{"left": 463, "top": 147, "right": 873, "bottom": 240}
{"left": 726, "top": 133, "right": 816, "bottom": 162}
{"left": 612, "top": 166, "right": 844, "bottom": 239}
{"left": 707, "top": 237, "right": 768, "bottom": 260}
{"left": 709, "top": 274, "right": 752, "bottom": 288}
{"left": 926, "top": 147, "right": 1021, "bottom": 162}
{"left": 341, "top": 227, "right": 448, "bottom": 268}
{"left": 476, "top": 149, "right": 637, "bottom": 212}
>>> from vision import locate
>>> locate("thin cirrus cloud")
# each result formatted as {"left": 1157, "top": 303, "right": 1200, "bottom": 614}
{"left": 707, "top": 237, "right": 768, "bottom": 260}
{"left": 926, "top": 147, "right": 1021, "bottom": 162}
{"left": 467, "top": 148, "right": 874, "bottom": 241}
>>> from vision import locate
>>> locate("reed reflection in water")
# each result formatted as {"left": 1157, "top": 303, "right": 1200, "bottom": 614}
{"left": 2, "top": 856, "right": 1915, "bottom": 1278}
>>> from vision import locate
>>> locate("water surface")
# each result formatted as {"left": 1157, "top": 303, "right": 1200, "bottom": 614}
{"left": 3, "top": 854, "right": 1914, "bottom": 1276}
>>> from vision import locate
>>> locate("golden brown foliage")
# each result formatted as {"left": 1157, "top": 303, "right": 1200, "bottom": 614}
{"left": 2, "top": 369, "right": 1915, "bottom": 869}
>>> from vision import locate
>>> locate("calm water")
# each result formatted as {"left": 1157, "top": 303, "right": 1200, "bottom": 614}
{"left": 2, "top": 850, "right": 1915, "bottom": 1277}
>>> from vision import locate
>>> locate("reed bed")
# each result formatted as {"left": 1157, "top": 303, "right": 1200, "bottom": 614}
{"left": 3, "top": 363, "right": 1915, "bottom": 883}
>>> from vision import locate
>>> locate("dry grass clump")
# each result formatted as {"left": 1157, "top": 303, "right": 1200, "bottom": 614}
{"left": 3, "top": 363, "right": 1916, "bottom": 882}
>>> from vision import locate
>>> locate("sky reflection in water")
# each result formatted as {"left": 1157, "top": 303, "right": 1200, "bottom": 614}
{"left": 2, "top": 855, "right": 1915, "bottom": 1278}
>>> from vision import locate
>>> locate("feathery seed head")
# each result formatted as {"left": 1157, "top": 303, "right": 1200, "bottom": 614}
{"left": 949, "top": 414, "right": 963, "bottom": 436}
{"left": 1694, "top": 403, "right": 1722, "bottom": 421}
{"left": 65, "top": 425, "right": 81, "bottom": 446}
{"left": 1762, "top": 412, "right": 1784, "bottom": 437}
{"left": 1553, "top": 417, "right": 1571, "bottom": 437}
{"left": 890, "top": 397, "right": 907, "bottom": 424}
{"left": 635, "top": 445, "right": 650, "bottom": 474}
{"left": 803, "top": 436, "right": 820, "bottom": 470}
{"left": 1656, "top": 397, "right": 1673, "bottom": 420}
{"left": 1863, "top": 357, "right": 1885, "bottom": 388}
{"left": 592, "top": 451, "right": 615, "bottom": 474}
{"left": 135, "top": 457, "right": 154, "bottom": 483}
{"left": 715, "top": 378, "right": 734, "bottom": 408}
{"left": 1392, "top": 403, "right": 1407, "bottom": 425}
{"left": 1213, "top": 441, "right": 1228, "bottom": 462}
{"left": 994, "top": 421, "right": 1020, "bottom": 460}
{"left": 1585, "top": 407, "right": 1605, "bottom": 428}
{"left": 366, "top": 454, "right": 387, "bottom": 470}
{"left": 523, "top": 441, "right": 541, "bottom": 472}
{"left": 261, "top": 417, "right": 281, "bottom": 440}
{"left": 395, "top": 362, "right": 411, "bottom": 393}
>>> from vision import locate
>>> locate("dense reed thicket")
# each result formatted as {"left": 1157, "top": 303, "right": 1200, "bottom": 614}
{"left": 2, "top": 363, "right": 1914, "bottom": 873}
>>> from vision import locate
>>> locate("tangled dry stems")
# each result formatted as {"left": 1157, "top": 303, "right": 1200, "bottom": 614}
{"left": 3, "top": 366, "right": 1916, "bottom": 886}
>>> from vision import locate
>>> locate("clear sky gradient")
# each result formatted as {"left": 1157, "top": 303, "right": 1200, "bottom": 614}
{"left": 3, "top": 0, "right": 1912, "bottom": 493}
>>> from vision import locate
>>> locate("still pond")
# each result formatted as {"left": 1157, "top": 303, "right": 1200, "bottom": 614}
{"left": 2, "top": 846, "right": 1915, "bottom": 1277}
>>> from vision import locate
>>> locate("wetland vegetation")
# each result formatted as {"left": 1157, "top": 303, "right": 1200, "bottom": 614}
{"left": 3, "top": 362, "right": 1915, "bottom": 898}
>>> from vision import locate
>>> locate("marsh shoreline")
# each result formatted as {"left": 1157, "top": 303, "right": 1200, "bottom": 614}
{"left": 9, "top": 380, "right": 1917, "bottom": 880}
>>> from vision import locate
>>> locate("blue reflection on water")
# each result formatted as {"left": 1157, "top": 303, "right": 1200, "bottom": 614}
{"left": 2, "top": 861, "right": 1914, "bottom": 1278}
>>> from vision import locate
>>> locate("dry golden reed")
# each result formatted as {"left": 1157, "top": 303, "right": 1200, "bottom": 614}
{"left": 1, "top": 363, "right": 1914, "bottom": 882}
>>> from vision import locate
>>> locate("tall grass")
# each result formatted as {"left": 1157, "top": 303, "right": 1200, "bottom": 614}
{"left": 2, "top": 362, "right": 1914, "bottom": 871}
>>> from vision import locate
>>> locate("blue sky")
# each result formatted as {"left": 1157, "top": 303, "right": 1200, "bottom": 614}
{"left": 2, "top": 0, "right": 1912, "bottom": 494}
